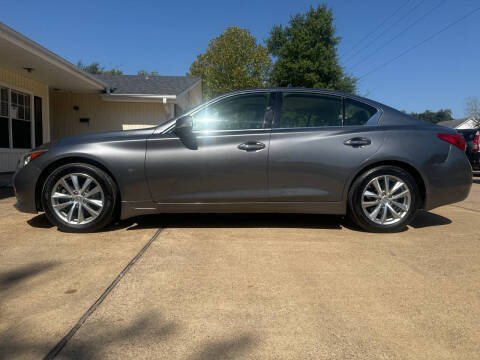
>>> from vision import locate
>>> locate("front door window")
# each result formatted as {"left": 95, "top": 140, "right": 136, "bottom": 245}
{"left": 191, "top": 93, "right": 269, "bottom": 131}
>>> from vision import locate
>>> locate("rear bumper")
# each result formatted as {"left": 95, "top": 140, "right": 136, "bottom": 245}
{"left": 423, "top": 147, "right": 472, "bottom": 211}
{"left": 13, "top": 164, "right": 41, "bottom": 214}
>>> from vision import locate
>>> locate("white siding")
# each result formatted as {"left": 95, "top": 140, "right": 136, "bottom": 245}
{"left": 456, "top": 118, "right": 477, "bottom": 129}
{"left": 50, "top": 92, "right": 169, "bottom": 140}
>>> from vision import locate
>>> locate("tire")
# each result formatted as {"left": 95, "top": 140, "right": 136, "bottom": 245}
{"left": 348, "top": 165, "right": 420, "bottom": 233}
{"left": 41, "top": 163, "right": 118, "bottom": 232}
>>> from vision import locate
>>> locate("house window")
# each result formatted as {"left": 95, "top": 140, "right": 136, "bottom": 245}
{"left": 0, "top": 86, "right": 33, "bottom": 149}
{"left": 0, "top": 87, "right": 9, "bottom": 148}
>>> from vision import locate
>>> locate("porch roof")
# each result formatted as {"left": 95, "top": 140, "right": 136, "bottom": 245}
{"left": 0, "top": 23, "right": 107, "bottom": 92}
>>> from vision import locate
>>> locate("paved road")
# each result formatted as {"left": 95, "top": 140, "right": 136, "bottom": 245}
{"left": 1, "top": 183, "right": 479, "bottom": 359}
{"left": 0, "top": 188, "right": 159, "bottom": 359}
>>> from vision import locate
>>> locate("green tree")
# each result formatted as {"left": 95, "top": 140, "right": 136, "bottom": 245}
{"left": 137, "top": 70, "right": 159, "bottom": 76}
{"left": 188, "top": 26, "right": 272, "bottom": 98}
{"left": 267, "top": 5, "right": 356, "bottom": 93}
{"left": 77, "top": 61, "right": 123, "bottom": 75}
{"left": 410, "top": 109, "right": 453, "bottom": 123}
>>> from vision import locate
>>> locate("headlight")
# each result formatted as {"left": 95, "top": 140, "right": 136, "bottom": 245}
{"left": 18, "top": 150, "right": 47, "bottom": 168}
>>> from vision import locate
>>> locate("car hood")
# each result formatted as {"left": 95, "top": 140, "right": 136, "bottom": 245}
{"left": 56, "top": 127, "right": 157, "bottom": 147}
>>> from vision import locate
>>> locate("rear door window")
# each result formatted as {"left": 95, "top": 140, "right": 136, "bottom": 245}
{"left": 344, "top": 98, "right": 378, "bottom": 126}
{"left": 278, "top": 93, "right": 343, "bottom": 128}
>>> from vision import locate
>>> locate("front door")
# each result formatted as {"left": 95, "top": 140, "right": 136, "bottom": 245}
{"left": 146, "top": 92, "right": 273, "bottom": 208}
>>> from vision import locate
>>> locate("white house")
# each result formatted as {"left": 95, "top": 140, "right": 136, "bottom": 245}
{"left": 0, "top": 23, "right": 202, "bottom": 172}
{"left": 437, "top": 117, "right": 478, "bottom": 129}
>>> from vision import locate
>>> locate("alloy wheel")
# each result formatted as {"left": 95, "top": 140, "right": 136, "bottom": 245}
{"left": 50, "top": 173, "right": 104, "bottom": 225}
{"left": 361, "top": 175, "right": 411, "bottom": 225}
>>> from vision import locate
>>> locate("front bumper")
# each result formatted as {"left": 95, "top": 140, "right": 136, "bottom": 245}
{"left": 13, "top": 164, "right": 42, "bottom": 214}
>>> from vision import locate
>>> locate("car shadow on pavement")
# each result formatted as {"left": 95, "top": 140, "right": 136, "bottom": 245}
{"left": 408, "top": 210, "right": 451, "bottom": 228}
{"left": 111, "top": 211, "right": 451, "bottom": 232}
{"left": 27, "top": 213, "right": 55, "bottom": 228}
{"left": 26, "top": 210, "right": 451, "bottom": 233}
{"left": 26, "top": 213, "right": 346, "bottom": 232}
{"left": 119, "top": 213, "right": 346, "bottom": 231}
{"left": 0, "top": 187, "right": 14, "bottom": 200}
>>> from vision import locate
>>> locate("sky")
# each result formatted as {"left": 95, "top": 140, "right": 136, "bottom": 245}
{"left": 1, "top": 0, "right": 479, "bottom": 117}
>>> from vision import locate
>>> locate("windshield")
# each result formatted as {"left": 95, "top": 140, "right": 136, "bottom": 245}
{"left": 159, "top": 100, "right": 209, "bottom": 127}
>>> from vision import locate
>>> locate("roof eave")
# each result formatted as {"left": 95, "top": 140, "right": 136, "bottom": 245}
{"left": 101, "top": 94, "right": 177, "bottom": 103}
{"left": 0, "top": 22, "right": 108, "bottom": 91}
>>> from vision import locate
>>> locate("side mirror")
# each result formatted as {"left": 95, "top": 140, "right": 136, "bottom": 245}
{"left": 174, "top": 115, "right": 193, "bottom": 135}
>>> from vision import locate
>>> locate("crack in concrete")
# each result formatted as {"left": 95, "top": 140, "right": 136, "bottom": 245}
{"left": 43, "top": 228, "right": 163, "bottom": 360}
{"left": 451, "top": 204, "right": 480, "bottom": 213}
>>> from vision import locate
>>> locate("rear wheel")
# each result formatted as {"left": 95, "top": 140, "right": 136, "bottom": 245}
{"left": 41, "top": 163, "right": 117, "bottom": 232}
{"left": 348, "top": 166, "right": 419, "bottom": 232}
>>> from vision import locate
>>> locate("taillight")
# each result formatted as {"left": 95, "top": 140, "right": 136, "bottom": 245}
{"left": 473, "top": 131, "right": 479, "bottom": 153}
{"left": 437, "top": 133, "right": 466, "bottom": 152}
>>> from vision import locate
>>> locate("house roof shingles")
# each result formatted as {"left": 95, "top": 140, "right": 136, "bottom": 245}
{"left": 437, "top": 118, "right": 472, "bottom": 129}
{"left": 93, "top": 74, "right": 201, "bottom": 96}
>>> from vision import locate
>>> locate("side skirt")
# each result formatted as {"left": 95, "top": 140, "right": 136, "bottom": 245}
{"left": 121, "top": 201, "right": 346, "bottom": 220}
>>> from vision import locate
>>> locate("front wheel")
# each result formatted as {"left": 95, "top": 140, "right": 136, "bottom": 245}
{"left": 42, "top": 163, "right": 117, "bottom": 232}
{"left": 348, "top": 166, "right": 420, "bottom": 233}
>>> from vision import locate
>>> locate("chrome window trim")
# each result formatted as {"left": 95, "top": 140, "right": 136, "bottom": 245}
{"left": 159, "top": 90, "right": 384, "bottom": 135}
{"left": 193, "top": 128, "right": 272, "bottom": 135}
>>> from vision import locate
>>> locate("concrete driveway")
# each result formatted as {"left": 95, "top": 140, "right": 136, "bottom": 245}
{"left": 0, "top": 182, "right": 479, "bottom": 359}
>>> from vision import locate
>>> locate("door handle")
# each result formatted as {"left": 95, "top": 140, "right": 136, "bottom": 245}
{"left": 344, "top": 137, "right": 371, "bottom": 147}
{"left": 237, "top": 141, "right": 266, "bottom": 151}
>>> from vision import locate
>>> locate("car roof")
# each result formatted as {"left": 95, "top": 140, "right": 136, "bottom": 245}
{"left": 219, "top": 87, "right": 386, "bottom": 109}
{"left": 223, "top": 87, "right": 365, "bottom": 99}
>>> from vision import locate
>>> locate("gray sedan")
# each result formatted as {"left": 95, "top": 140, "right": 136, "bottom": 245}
{"left": 13, "top": 88, "right": 472, "bottom": 232}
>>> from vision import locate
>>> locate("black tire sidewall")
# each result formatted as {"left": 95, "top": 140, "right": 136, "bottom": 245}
{"left": 41, "top": 163, "right": 117, "bottom": 232}
{"left": 348, "top": 166, "right": 419, "bottom": 233}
